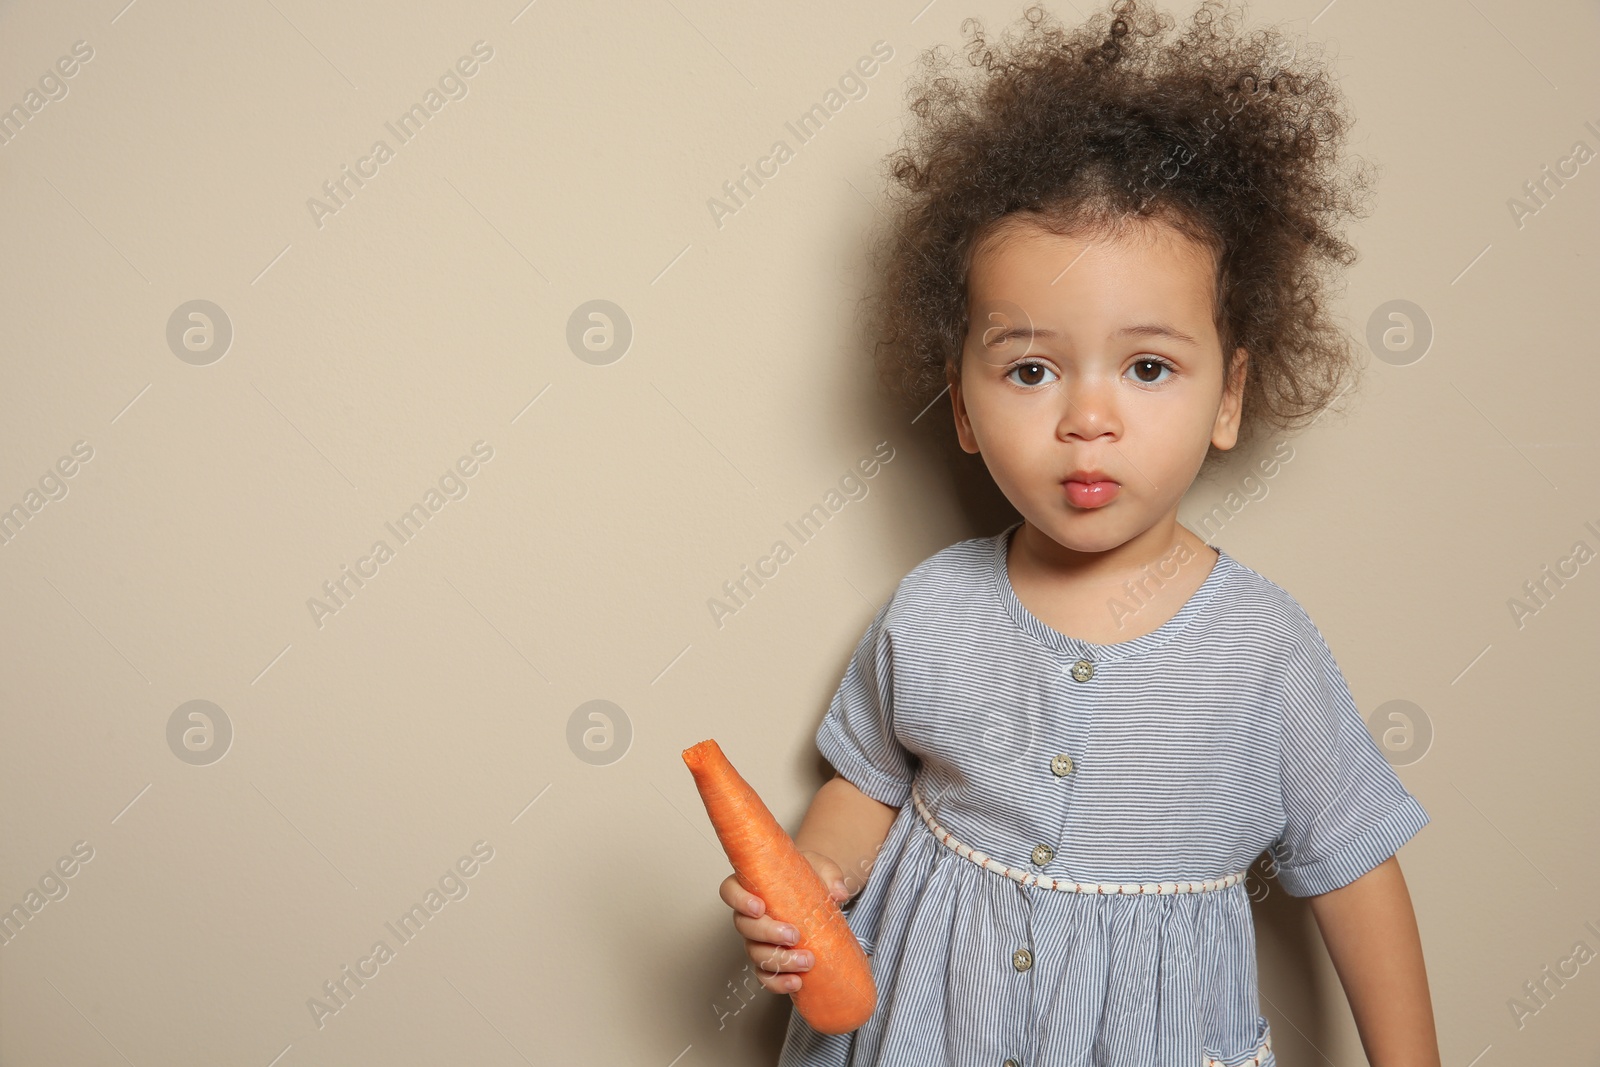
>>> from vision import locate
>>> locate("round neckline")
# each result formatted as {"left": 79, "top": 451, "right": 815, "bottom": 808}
{"left": 990, "top": 518, "right": 1235, "bottom": 661}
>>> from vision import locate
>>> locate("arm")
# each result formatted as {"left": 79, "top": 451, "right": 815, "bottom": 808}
{"left": 1307, "top": 855, "right": 1441, "bottom": 1067}
{"left": 793, "top": 771, "right": 900, "bottom": 902}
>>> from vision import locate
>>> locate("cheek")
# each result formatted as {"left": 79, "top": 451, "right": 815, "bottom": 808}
{"left": 968, "top": 387, "right": 1049, "bottom": 439}
{"left": 1120, "top": 395, "right": 1211, "bottom": 465}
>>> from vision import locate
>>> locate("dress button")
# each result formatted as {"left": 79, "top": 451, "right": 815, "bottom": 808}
{"left": 1070, "top": 658, "right": 1094, "bottom": 682}
{"left": 1012, "top": 947, "right": 1034, "bottom": 972}
{"left": 1003, "top": 1061, "right": 1021, "bottom": 1067}
{"left": 1031, "top": 844, "right": 1055, "bottom": 866}
{"left": 1051, "top": 754, "right": 1075, "bottom": 777}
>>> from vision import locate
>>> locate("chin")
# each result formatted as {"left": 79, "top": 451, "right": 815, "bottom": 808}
{"left": 1034, "top": 516, "right": 1129, "bottom": 554}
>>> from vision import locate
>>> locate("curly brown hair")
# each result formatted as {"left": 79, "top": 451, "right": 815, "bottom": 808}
{"left": 861, "top": 0, "right": 1376, "bottom": 467}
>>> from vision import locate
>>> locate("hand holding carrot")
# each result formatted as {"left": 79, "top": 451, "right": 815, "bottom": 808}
{"left": 720, "top": 850, "right": 851, "bottom": 995}
{"left": 682, "top": 739, "right": 878, "bottom": 1034}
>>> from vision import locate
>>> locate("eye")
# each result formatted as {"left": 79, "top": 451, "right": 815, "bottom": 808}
{"left": 1127, "top": 357, "right": 1175, "bottom": 385}
{"left": 1005, "top": 360, "right": 1059, "bottom": 388}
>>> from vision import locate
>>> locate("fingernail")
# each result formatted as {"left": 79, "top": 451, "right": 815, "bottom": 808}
{"left": 751, "top": 899, "right": 763, "bottom": 916}
{"left": 833, "top": 881, "right": 847, "bottom": 896}
{"left": 782, "top": 926, "right": 798, "bottom": 944}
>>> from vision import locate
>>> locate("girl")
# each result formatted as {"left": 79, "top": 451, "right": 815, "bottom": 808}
{"left": 718, "top": 2, "right": 1440, "bottom": 1064}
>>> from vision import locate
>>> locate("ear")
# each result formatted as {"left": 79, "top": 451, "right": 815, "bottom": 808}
{"left": 1211, "top": 346, "right": 1248, "bottom": 451}
{"left": 949, "top": 362, "right": 980, "bottom": 454}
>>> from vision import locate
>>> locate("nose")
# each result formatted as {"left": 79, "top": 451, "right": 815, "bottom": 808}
{"left": 1056, "top": 373, "right": 1121, "bottom": 442}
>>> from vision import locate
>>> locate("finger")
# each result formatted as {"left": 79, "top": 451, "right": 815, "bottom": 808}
{"left": 747, "top": 943, "right": 816, "bottom": 975}
{"left": 757, "top": 969, "right": 804, "bottom": 995}
{"left": 733, "top": 913, "right": 801, "bottom": 946}
{"left": 718, "top": 876, "right": 765, "bottom": 918}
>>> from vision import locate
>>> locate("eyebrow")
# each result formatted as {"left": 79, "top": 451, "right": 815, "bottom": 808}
{"left": 983, "top": 322, "right": 1202, "bottom": 347}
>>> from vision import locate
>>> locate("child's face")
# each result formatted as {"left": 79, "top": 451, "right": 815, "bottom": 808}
{"left": 950, "top": 216, "right": 1247, "bottom": 556}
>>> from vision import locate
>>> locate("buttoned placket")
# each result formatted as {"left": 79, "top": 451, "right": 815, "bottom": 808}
{"left": 1008, "top": 654, "right": 1097, "bottom": 1067}
{"left": 1012, "top": 876, "right": 1038, "bottom": 1067}
{"left": 1031, "top": 656, "right": 1093, "bottom": 879}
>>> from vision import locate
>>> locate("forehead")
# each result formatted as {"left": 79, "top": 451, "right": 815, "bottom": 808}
{"left": 966, "top": 217, "right": 1220, "bottom": 343}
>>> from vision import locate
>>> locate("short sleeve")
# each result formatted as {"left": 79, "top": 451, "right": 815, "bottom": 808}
{"left": 1268, "top": 620, "right": 1430, "bottom": 897}
{"left": 814, "top": 601, "right": 916, "bottom": 808}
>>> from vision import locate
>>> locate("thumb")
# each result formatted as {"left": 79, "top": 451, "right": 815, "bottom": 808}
{"left": 804, "top": 851, "right": 850, "bottom": 900}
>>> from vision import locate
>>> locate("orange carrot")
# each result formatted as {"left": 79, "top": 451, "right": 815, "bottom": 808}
{"left": 682, "top": 738, "right": 877, "bottom": 1035}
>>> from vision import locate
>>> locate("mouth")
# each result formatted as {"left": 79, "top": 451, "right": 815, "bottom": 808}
{"left": 1062, "top": 470, "right": 1119, "bottom": 509}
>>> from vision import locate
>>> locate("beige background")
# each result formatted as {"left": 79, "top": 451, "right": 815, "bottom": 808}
{"left": 1, "top": 0, "right": 1596, "bottom": 1063}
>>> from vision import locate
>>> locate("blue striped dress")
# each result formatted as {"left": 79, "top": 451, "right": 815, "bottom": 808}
{"left": 777, "top": 520, "right": 1430, "bottom": 1067}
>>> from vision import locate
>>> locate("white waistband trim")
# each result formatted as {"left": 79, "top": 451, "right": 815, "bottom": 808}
{"left": 911, "top": 780, "right": 1248, "bottom": 895}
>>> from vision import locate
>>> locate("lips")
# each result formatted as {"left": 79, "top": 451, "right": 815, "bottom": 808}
{"left": 1062, "top": 469, "right": 1119, "bottom": 509}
